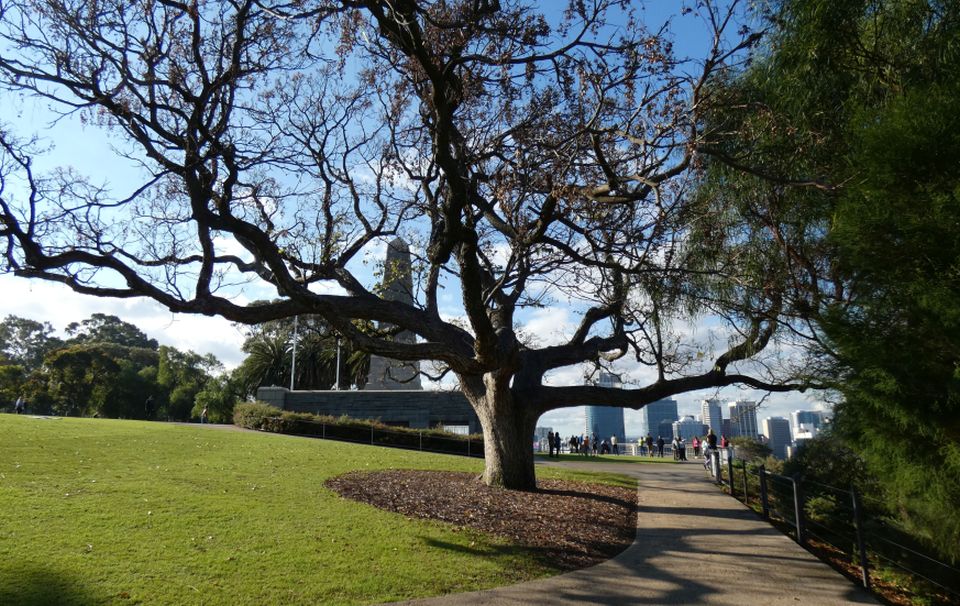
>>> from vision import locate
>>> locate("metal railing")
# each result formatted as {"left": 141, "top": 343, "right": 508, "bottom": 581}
{"left": 708, "top": 453, "right": 960, "bottom": 602}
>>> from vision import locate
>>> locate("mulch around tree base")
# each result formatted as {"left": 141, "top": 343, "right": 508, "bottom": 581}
{"left": 325, "top": 470, "right": 638, "bottom": 571}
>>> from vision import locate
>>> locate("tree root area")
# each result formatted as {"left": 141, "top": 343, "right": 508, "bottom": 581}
{"left": 325, "top": 469, "right": 638, "bottom": 571}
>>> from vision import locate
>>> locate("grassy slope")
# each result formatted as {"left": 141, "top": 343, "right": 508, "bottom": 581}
{"left": 0, "top": 415, "right": 633, "bottom": 606}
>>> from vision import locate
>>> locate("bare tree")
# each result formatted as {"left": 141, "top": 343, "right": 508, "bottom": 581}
{"left": 0, "top": 0, "right": 807, "bottom": 489}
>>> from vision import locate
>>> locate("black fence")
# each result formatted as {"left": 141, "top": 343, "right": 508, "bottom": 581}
{"left": 263, "top": 415, "right": 485, "bottom": 459}
{"left": 706, "top": 452, "right": 960, "bottom": 603}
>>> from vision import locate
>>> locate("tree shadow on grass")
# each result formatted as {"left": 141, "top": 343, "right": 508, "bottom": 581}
{"left": 0, "top": 567, "right": 98, "bottom": 606}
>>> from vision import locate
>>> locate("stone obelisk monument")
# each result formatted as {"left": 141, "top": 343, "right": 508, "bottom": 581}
{"left": 366, "top": 237, "right": 422, "bottom": 390}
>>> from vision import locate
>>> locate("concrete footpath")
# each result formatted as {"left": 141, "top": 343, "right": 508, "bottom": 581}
{"left": 389, "top": 460, "right": 877, "bottom": 605}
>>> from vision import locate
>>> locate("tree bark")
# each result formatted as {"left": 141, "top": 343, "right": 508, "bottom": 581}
{"left": 462, "top": 372, "right": 538, "bottom": 491}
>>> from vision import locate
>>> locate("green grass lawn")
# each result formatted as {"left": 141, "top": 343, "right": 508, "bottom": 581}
{"left": 0, "top": 415, "right": 633, "bottom": 605}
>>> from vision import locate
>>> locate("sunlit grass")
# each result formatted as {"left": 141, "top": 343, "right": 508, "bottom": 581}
{"left": 0, "top": 415, "right": 633, "bottom": 605}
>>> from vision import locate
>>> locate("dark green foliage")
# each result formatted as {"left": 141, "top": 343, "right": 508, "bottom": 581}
{"left": 65, "top": 313, "right": 159, "bottom": 350}
{"left": 156, "top": 346, "right": 219, "bottom": 420}
{"left": 700, "top": 0, "right": 960, "bottom": 563}
{"left": 0, "top": 363, "right": 26, "bottom": 411}
{"left": 44, "top": 344, "right": 122, "bottom": 416}
{"left": 0, "top": 315, "right": 63, "bottom": 371}
{"left": 0, "top": 313, "right": 223, "bottom": 421}
{"left": 730, "top": 436, "right": 771, "bottom": 462}
{"left": 820, "top": 24, "right": 960, "bottom": 565}
{"left": 191, "top": 374, "right": 242, "bottom": 424}
{"left": 39, "top": 343, "right": 159, "bottom": 418}
{"left": 231, "top": 313, "right": 370, "bottom": 397}
{"left": 232, "top": 402, "right": 481, "bottom": 456}
{"left": 231, "top": 401, "right": 281, "bottom": 430}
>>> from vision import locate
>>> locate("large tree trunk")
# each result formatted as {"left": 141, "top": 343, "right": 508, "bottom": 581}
{"left": 462, "top": 373, "right": 538, "bottom": 490}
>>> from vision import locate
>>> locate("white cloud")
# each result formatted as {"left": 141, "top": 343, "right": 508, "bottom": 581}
{"left": 0, "top": 274, "right": 247, "bottom": 368}
{"left": 518, "top": 307, "right": 575, "bottom": 347}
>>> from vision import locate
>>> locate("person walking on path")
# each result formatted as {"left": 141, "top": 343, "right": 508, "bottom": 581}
{"left": 646, "top": 435, "right": 654, "bottom": 457}
{"left": 14, "top": 396, "right": 24, "bottom": 414}
{"left": 656, "top": 436, "right": 665, "bottom": 457}
{"left": 679, "top": 436, "right": 687, "bottom": 461}
{"left": 692, "top": 436, "right": 701, "bottom": 458}
{"left": 547, "top": 431, "right": 555, "bottom": 457}
{"left": 200, "top": 406, "right": 209, "bottom": 424}
{"left": 553, "top": 432, "right": 561, "bottom": 456}
{"left": 611, "top": 435, "right": 618, "bottom": 455}
{"left": 704, "top": 429, "right": 718, "bottom": 470}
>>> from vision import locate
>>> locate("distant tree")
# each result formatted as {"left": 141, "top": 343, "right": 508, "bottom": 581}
{"left": 156, "top": 346, "right": 219, "bottom": 420}
{"left": 0, "top": 315, "right": 63, "bottom": 371}
{"left": 233, "top": 314, "right": 370, "bottom": 396}
{"left": 192, "top": 373, "right": 243, "bottom": 424}
{"left": 232, "top": 332, "right": 290, "bottom": 398}
{"left": 52, "top": 339, "right": 163, "bottom": 418}
{"left": 0, "top": 362, "right": 26, "bottom": 410}
{"left": 43, "top": 344, "right": 121, "bottom": 416}
{"left": 66, "top": 313, "right": 159, "bottom": 350}
{"left": 781, "top": 433, "right": 873, "bottom": 494}
{"left": 730, "top": 436, "right": 771, "bottom": 462}
{"left": 98, "top": 358, "right": 157, "bottom": 419}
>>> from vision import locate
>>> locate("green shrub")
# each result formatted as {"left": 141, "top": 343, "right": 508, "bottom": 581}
{"left": 805, "top": 494, "right": 839, "bottom": 525}
{"left": 232, "top": 401, "right": 280, "bottom": 429}
{"left": 231, "top": 401, "right": 482, "bottom": 456}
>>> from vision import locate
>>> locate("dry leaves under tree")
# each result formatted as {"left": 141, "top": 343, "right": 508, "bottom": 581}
{"left": 326, "top": 470, "right": 637, "bottom": 571}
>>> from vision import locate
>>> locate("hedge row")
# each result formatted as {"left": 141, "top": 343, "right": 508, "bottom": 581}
{"left": 232, "top": 401, "right": 484, "bottom": 457}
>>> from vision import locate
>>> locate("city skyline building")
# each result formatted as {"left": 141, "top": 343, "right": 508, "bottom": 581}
{"left": 701, "top": 398, "right": 723, "bottom": 436}
{"left": 639, "top": 398, "right": 679, "bottom": 439}
{"left": 673, "top": 415, "right": 706, "bottom": 441}
{"left": 763, "top": 417, "right": 793, "bottom": 459}
{"left": 729, "top": 400, "right": 760, "bottom": 439}
{"left": 791, "top": 409, "right": 829, "bottom": 439}
{"left": 585, "top": 373, "right": 626, "bottom": 443}
{"left": 721, "top": 418, "right": 733, "bottom": 438}
{"left": 534, "top": 426, "right": 554, "bottom": 441}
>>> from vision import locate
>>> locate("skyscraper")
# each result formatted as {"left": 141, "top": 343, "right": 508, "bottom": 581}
{"left": 728, "top": 400, "right": 760, "bottom": 439}
{"left": 673, "top": 415, "right": 707, "bottom": 441}
{"left": 639, "top": 398, "right": 678, "bottom": 439}
{"left": 763, "top": 417, "right": 793, "bottom": 459}
{"left": 366, "top": 238, "right": 422, "bottom": 390}
{"left": 701, "top": 398, "right": 723, "bottom": 436}
{"left": 791, "top": 410, "right": 828, "bottom": 439}
{"left": 585, "top": 373, "right": 626, "bottom": 443}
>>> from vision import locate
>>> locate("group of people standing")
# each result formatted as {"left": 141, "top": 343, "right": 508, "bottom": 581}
{"left": 545, "top": 431, "right": 622, "bottom": 457}
{"left": 543, "top": 428, "right": 731, "bottom": 460}
{"left": 635, "top": 429, "right": 728, "bottom": 462}
{"left": 636, "top": 435, "right": 665, "bottom": 457}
